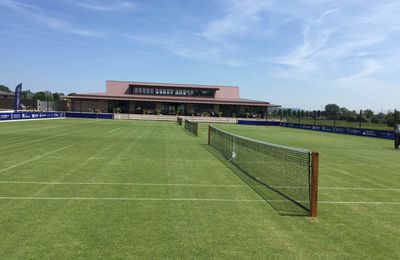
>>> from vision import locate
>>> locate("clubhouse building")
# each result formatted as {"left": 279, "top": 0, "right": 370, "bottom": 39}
{"left": 66, "top": 80, "right": 278, "bottom": 117}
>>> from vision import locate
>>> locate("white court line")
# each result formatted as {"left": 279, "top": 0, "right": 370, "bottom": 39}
{"left": 0, "top": 197, "right": 399, "bottom": 205}
{"left": 0, "top": 197, "right": 263, "bottom": 202}
{"left": 0, "top": 145, "right": 73, "bottom": 173}
{"left": 0, "top": 181, "right": 247, "bottom": 187}
{"left": 271, "top": 186, "right": 400, "bottom": 191}
{"left": 0, "top": 181, "right": 399, "bottom": 191}
{"left": 319, "top": 201, "right": 400, "bottom": 205}
{"left": 109, "top": 127, "right": 123, "bottom": 133}
{"left": 0, "top": 117, "right": 65, "bottom": 123}
{"left": 319, "top": 187, "right": 400, "bottom": 191}
{"left": 44, "top": 156, "right": 216, "bottom": 162}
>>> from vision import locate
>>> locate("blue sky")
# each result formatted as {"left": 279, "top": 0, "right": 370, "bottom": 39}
{"left": 1, "top": 0, "right": 399, "bottom": 111}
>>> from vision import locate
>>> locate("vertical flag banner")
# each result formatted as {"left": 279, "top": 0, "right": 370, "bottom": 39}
{"left": 14, "top": 83, "right": 22, "bottom": 111}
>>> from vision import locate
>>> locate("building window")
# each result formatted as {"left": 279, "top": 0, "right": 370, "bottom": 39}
{"left": 130, "top": 85, "right": 215, "bottom": 97}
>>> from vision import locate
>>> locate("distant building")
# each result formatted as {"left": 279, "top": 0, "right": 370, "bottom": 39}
{"left": 0, "top": 91, "right": 15, "bottom": 110}
{"left": 66, "top": 80, "right": 279, "bottom": 117}
{"left": 0, "top": 91, "right": 14, "bottom": 100}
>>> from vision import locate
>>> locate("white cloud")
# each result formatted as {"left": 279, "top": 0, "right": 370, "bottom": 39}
{"left": 121, "top": 33, "right": 244, "bottom": 67}
{"left": 0, "top": 0, "right": 105, "bottom": 37}
{"left": 202, "top": 0, "right": 272, "bottom": 41}
{"left": 73, "top": 1, "right": 135, "bottom": 12}
{"left": 335, "top": 59, "right": 381, "bottom": 84}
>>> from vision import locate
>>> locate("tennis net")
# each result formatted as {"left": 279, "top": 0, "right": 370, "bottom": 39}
{"left": 177, "top": 117, "right": 183, "bottom": 125}
{"left": 184, "top": 119, "right": 199, "bottom": 136}
{"left": 208, "top": 125, "right": 319, "bottom": 216}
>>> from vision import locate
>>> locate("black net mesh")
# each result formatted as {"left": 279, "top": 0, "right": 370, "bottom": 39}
{"left": 177, "top": 117, "right": 183, "bottom": 125}
{"left": 209, "top": 126, "right": 312, "bottom": 214}
{"left": 184, "top": 119, "right": 198, "bottom": 136}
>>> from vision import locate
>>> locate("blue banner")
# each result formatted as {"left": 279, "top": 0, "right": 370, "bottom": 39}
{"left": 237, "top": 120, "right": 395, "bottom": 140}
{"left": 0, "top": 112, "right": 65, "bottom": 121}
{"left": 65, "top": 112, "right": 113, "bottom": 119}
{"left": 14, "top": 83, "right": 22, "bottom": 111}
{"left": 238, "top": 120, "right": 281, "bottom": 126}
{"left": 282, "top": 122, "right": 395, "bottom": 140}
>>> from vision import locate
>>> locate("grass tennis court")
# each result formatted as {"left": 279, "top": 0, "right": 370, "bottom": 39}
{"left": 1, "top": 119, "right": 399, "bottom": 258}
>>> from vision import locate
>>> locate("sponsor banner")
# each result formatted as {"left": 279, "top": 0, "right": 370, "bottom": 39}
{"left": 281, "top": 122, "right": 395, "bottom": 140}
{"left": 237, "top": 120, "right": 395, "bottom": 140}
{"left": 237, "top": 120, "right": 281, "bottom": 126}
{"left": 0, "top": 112, "right": 65, "bottom": 121}
{"left": 65, "top": 112, "right": 113, "bottom": 119}
{"left": 14, "top": 83, "right": 22, "bottom": 110}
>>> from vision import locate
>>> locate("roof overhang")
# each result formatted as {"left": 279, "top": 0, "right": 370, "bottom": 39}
{"left": 65, "top": 94, "right": 279, "bottom": 107}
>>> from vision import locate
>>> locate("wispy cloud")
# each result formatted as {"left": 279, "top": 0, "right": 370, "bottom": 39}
{"left": 264, "top": 1, "right": 400, "bottom": 86}
{"left": 121, "top": 32, "right": 244, "bottom": 67}
{"left": 273, "top": 8, "right": 341, "bottom": 69}
{"left": 119, "top": 0, "right": 274, "bottom": 66}
{"left": 0, "top": 0, "right": 105, "bottom": 37}
{"left": 202, "top": 0, "right": 272, "bottom": 41}
{"left": 73, "top": 1, "right": 135, "bottom": 12}
{"left": 335, "top": 59, "right": 381, "bottom": 84}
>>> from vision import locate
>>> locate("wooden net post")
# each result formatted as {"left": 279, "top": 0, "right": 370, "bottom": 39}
{"left": 310, "top": 151, "right": 319, "bottom": 218}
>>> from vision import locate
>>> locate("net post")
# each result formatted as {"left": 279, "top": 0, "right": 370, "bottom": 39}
{"left": 208, "top": 125, "right": 211, "bottom": 145}
{"left": 310, "top": 151, "right": 319, "bottom": 218}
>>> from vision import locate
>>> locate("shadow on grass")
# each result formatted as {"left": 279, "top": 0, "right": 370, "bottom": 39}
{"left": 201, "top": 144, "right": 309, "bottom": 217}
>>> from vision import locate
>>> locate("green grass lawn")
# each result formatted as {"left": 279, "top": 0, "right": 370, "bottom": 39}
{"left": 0, "top": 119, "right": 399, "bottom": 259}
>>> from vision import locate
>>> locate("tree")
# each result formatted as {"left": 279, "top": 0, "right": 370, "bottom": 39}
{"left": 386, "top": 112, "right": 395, "bottom": 127}
{"left": 371, "top": 112, "right": 386, "bottom": 124}
{"left": 52, "top": 92, "right": 65, "bottom": 100}
{"left": 21, "top": 90, "right": 34, "bottom": 99}
{"left": 286, "top": 109, "right": 292, "bottom": 118}
{"left": 33, "top": 91, "right": 54, "bottom": 101}
{"left": 340, "top": 107, "right": 357, "bottom": 122}
{"left": 394, "top": 109, "right": 400, "bottom": 125}
{"left": 312, "top": 110, "right": 317, "bottom": 118}
{"left": 0, "top": 84, "right": 12, "bottom": 93}
{"left": 325, "top": 104, "right": 340, "bottom": 119}
{"left": 363, "top": 109, "right": 374, "bottom": 121}
{"left": 67, "top": 92, "right": 76, "bottom": 96}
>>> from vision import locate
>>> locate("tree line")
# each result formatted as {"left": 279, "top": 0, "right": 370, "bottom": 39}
{"left": 0, "top": 84, "right": 66, "bottom": 101}
{"left": 271, "top": 104, "right": 400, "bottom": 127}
